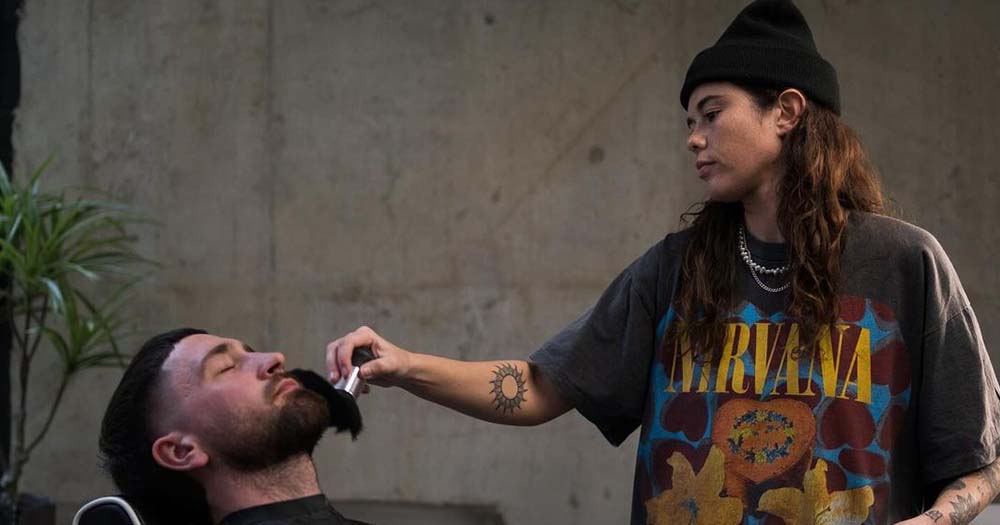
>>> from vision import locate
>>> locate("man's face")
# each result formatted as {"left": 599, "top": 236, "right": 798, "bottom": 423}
{"left": 159, "top": 333, "right": 329, "bottom": 471}
{"left": 685, "top": 82, "right": 785, "bottom": 203}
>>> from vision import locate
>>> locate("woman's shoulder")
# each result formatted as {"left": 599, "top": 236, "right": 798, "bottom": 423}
{"left": 662, "top": 227, "right": 694, "bottom": 249}
{"left": 641, "top": 227, "right": 698, "bottom": 272}
{"left": 848, "top": 211, "right": 944, "bottom": 254}
{"left": 621, "top": 228, "right": 694, "bottom": 291}
{"left": 626, "top": 229, "right": 687, "bottom": 271}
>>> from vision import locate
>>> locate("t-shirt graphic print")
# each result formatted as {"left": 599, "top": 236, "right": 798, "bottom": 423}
{"left": 639, "top": 296, "right": 910, "bottom": 525}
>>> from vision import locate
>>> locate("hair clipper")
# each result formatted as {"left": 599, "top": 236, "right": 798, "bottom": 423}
{"left": 333, "top": 346, "right": 376, "bottom": 398}
{"left": 286, "top": 347, "right": 375, "bottom": 441}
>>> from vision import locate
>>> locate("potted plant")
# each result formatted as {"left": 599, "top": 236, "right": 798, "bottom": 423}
{"left": 0, "top": 158, "right": 148, "bottom": 524}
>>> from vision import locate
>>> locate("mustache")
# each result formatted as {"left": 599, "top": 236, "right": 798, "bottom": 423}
{"left": 287, "top": 368, "right": 363, "bottom": 439}
{"left": 264, "top": 371, "right": 298, "bottom": 401}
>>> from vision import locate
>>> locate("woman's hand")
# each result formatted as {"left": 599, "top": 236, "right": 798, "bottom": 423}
{"left": 326, "top": 325, "right": 413, "bottom": 388}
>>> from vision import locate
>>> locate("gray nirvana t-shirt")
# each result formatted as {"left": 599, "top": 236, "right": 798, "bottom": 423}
{"left": 531, "top": 211, "right": 1000, "bottom": 525}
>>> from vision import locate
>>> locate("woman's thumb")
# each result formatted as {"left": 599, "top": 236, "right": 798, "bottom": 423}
{"left": 359, "top": 359, "right": 383, "bottom": 379}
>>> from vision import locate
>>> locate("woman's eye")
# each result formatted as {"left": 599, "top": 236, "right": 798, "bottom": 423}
{"left": 705, "top": 111, "right": 719, "bottom": 122}
{"left": 218, "top": 365, "right": 235, "bottom": 374}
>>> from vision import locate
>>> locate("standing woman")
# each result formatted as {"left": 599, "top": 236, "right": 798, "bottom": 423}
{"left": 327, "top": 1, "right": 1000, "bottom": 524}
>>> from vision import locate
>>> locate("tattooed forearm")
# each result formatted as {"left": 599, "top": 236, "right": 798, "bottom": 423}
{"left": 489, "top": 363, "right": 527, "bottom": 415}
{"left": 944, "top": 478, "right": 967, "bottom": 492}
{"left": 976, "top": 457, "right": 1000, "bottom": 496}
{"left": 926, "top": 459, "right": 1000, "bottom": 525}
{"left": 948, "top": 493, "right": 978, "bottom": 525}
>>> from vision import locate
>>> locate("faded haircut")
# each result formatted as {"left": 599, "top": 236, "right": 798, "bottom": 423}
{"left": 98, "top": 328, "right": 212, "bottom": 525}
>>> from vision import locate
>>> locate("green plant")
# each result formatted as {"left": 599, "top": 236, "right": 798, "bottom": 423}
{"left": 0, "top": 157, "right": 149, "bottom": 519}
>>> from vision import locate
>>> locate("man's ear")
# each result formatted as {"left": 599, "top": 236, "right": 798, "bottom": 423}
{"left": 775, "top": 88, "right": 807, "bottom": 136}
{"left": 151, "top": 432, "right": 209, "bottom": 472}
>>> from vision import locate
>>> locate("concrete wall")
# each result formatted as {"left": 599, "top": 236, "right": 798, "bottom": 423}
{"left": 12, "top": 1, "right": 1000, "bottom": 523}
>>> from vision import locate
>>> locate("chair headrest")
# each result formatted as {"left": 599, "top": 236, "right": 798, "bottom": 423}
{"left": 73, "top": 496, "right": 143, "bottom": 525}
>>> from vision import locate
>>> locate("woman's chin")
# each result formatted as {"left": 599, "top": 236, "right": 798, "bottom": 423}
{"left": 705, "top": 186, "right": 744, "bottom": 203}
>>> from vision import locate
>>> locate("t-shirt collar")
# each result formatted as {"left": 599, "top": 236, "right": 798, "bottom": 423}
{"left": 743, "top": 227, "right": 789, "bottom": 264}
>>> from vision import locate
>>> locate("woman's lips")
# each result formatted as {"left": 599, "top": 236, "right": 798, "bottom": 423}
{"left": 697, "top": 161, "right": 716, "bottom": 178}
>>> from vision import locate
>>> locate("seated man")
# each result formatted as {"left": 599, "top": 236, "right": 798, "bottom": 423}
{"left": 98, "top": 328, "right": 369, "bottom": 525}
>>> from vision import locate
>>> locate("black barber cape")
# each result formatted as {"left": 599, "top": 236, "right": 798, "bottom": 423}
{"left": 220, "top": 495, "right": 371, "bottom": 525}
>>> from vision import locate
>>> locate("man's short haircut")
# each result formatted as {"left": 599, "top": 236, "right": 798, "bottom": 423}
{"left": 99, "top": 328, "right": 211, "bottom": 525}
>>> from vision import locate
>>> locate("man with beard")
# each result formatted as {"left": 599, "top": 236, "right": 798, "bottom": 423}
{"left": 98, "top": 328, "right": 370, "bottom": 525}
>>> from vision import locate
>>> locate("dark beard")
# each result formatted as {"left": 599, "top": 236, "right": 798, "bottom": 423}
{"left": 213, "top": 382, "right": 330, "bottom": 472}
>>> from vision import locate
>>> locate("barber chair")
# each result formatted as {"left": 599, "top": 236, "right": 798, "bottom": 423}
{"left": 73, "top": 496, "right": 143, "bottom": 525}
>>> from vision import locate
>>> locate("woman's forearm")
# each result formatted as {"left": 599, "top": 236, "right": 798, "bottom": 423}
{"left": 399, "top": 354, "right": 571, "bottom": 426}
{"left": 920, "top": 458, "right": 1000, "bottom": 525}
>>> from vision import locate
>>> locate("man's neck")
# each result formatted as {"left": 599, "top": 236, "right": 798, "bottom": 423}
{"left": 203, "top": 454, "right": 324, "bottom": 524}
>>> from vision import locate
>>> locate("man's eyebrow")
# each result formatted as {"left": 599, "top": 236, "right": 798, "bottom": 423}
{"left": 198, "top": 342, "right": 231, "bottom": 376}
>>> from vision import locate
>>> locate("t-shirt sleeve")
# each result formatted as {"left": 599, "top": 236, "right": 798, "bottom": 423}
{"left": 917, "top": 238, "right": 1000, "bottom": 484}
{"left": 529, "top": 245, "right": 662, "bottom": 447}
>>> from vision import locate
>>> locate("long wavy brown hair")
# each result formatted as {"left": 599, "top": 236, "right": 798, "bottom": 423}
{"left": 670, "top": 83, "right": 887, "bottom": 363}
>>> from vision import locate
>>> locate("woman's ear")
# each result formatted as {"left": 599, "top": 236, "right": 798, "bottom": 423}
{"left": 151, "top": 432, "right": 209, "bottom": 472}
{"left": 775, "top": 88, "right": 807, "bottom": 136}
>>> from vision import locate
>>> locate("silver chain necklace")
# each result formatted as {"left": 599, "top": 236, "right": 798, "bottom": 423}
{"left": 738, "top": 225, "right": 790, "bottom": 293}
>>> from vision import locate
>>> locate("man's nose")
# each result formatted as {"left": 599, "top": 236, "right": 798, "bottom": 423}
{"left": 258, "top": 352, "right": 286, "bottom": 379}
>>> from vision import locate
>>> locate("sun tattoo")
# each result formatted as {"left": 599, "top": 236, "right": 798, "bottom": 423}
{"left": 490, "top": 363, "right": 527, "bottom": 415}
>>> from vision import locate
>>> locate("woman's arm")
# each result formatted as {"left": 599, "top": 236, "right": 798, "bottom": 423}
{"left": 898, "top": 458, "right": 1000, "bottom": 525}
{"left": 326, "top": 326, "right": 572, "bottom": 426}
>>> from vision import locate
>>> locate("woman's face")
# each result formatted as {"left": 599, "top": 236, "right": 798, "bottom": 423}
{"left": 685, "top": 82, "right": 785, "bottom": 203}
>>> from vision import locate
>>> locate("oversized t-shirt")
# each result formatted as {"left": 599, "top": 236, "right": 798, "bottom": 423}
{"left": 530, "top": 212, "right": 1000, "bottom": 525}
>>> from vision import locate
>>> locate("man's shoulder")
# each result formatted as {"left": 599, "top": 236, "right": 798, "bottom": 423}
{"left": 220, "top": 495, "right": 373, "bottom": 525}
{"left": 221, "top": 512, "right": 370, "bottom": 525}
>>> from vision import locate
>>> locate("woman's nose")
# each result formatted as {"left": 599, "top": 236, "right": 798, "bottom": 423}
{"left": 687, "top": 131, "right": 706, "bottom": 152}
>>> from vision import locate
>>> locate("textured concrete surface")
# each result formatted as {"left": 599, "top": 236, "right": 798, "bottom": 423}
{"left": 12, "top": 1, "right": 1000, "bottom": 524}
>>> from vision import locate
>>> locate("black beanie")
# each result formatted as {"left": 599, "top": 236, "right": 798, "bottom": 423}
{"left": 680, "top": 0, "right": 840, "bottom": 115}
